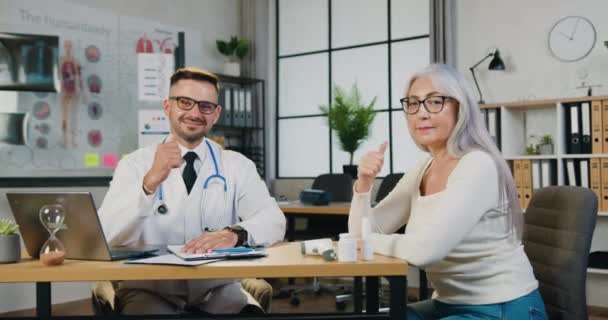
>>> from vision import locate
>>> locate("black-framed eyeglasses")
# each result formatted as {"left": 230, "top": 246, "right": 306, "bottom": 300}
{"left": 400, "top": 96, "right": 455, "bottom": 115}
{"left": 169, "top": 96, "right": 218, "bottom": 114}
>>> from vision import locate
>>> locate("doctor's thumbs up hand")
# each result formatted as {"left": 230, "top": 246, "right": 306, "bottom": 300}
{"left": 143, "top": 135, "right": 183, "bottom": 193}
{"left": 355, "top": 141, "right": 388, "bottom": 193}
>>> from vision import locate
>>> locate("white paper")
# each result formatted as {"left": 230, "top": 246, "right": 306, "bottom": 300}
{"left": 137, "top": 53, "right": 174, "bottom": 101}
{"left": 124, "top": 254, "right": 223, "bottom": 266}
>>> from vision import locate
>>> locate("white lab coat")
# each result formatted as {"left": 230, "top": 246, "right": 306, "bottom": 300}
{"left": 98, "top": 138, "right": 285, "bottom": 313}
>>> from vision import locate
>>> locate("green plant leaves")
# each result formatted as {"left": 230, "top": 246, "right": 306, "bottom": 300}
{"left": 320, "top": 84, "right": 377, "bottom": 164}
{"left": 0, "top": 218, "right": 18, "bottom": 236}
{"left": 216, "top": 36, "right": 249, "bottom": 61}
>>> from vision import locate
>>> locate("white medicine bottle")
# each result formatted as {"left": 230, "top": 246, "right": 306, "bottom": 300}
{"left": 338, "top": 233, "right": 356, "bottom": 262}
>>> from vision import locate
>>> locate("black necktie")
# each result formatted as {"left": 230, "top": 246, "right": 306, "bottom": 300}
{"left": 182, "top": 152, "right": 198, "bottom": 194}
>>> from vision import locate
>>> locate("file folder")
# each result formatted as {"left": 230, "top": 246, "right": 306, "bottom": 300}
{"left": 601, "top": 158, "right": 608, "bottom": 212}
{"left": 592, "top": 100, "right": 603, "bottom": 154}
{"left": 521, "top": 160, "right": 532, "bottom": 208}
{"left": 580, "top": 159, "right": 589, "bottom": 188}
{"left": 540, "top": 160, "right": 553, "bottom": 188}
{"left": 565, "top": 103, "right": 582, "bottom": 154}
{"left": 513, "top": 160, "right": 524, "bottom": 209}
{"left": 245, "top": 89, "right": 253, "bottom": 127}
{"left": 224, "top": 87, "right": 233, "bottom": 126}
{"left": 590, "top": 158, "right": 601, "bottom": 207}
{"left": 581, "top": 102, "right": 592, "bottom": 154}
{"left": 487, "top": 108, "right": 500, "bottom": 148}
{"left": 602, "top": 100, "right": 608, "bottom": 153}
{"left": 232, "top": 88, "right": 241, "bottom": 127}
{"left": 565, "top": 159, "right": 577, "bottom": 186}
{"left": 531, "top": 160, "right": 541, "bottom": 191}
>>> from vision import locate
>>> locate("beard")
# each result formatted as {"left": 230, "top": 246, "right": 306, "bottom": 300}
{"left": 173, "top": 115, "right": 208, "bottom": 144}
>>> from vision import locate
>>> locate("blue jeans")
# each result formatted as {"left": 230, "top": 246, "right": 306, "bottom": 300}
{"left": 407, "top": 289, "right": 547, "bottom": 320}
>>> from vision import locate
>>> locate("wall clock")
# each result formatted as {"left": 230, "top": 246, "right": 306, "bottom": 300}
{"left": 548, "top": 16, "right": 596, "bottom": 62}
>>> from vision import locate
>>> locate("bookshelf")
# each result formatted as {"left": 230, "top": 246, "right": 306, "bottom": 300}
{"left": 210, "top": 74, "right": 266, "bottom": 178}
{"left": 481, "top": 96, "right": 608, "bottom": 284}
{"left": 481, "top": 95, "right": 608, "bottom": 213}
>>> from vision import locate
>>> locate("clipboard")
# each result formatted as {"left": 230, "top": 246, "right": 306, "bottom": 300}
{"left": 167, "top": 245, "right": 267, "bottom": 261}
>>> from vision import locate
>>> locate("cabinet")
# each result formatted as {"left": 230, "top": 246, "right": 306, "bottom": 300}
{"left": 209, "top": 74, "right": 265, "bottom": 177}
{"left": 481, "top": 95, "right": 608, "bottom": 283}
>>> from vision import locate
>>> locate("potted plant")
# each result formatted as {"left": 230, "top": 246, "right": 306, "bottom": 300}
{"left": 320, "top": 84, "right": 377, "bottom": 179}
{"left": 0, "top": 218, "right": 20, "bottom": 263}
{"left": 538, "top": 134, "right": 554, "bottom": 155}
{"left": 216, "top": 36, "right": 249, "bottom": 77}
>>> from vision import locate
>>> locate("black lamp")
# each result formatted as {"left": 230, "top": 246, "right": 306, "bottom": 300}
{"left": 469, "top": 49, "right": 505, "bottom": 104}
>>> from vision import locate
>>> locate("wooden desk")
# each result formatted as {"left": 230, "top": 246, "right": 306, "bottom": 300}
{"left": 279, "top": 201, "right": 350, "bottom": 215}
{"left": 0, "top": 242, "right": 408, "bottom": 319}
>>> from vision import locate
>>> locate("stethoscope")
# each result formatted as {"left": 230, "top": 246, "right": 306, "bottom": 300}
{"left": 156, "top": 139, "right": 227, "bottom": 215}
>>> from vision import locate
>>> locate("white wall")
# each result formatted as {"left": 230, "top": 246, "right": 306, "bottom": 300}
{"left": 455, "top": 0, "right": 608, "bottom": 308}
{"left": 0, "top": 0, "right": 241, "bottom": 313}
{"left": 63, "top": 0, "right": 240, "bottom": 73}
{"left": 455, "top": 0, "right": 608, "bottom": 103}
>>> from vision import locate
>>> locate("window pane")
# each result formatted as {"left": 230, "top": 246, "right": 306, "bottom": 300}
{"left": 332, "top": 111, "right": 390, "bottom": 177}
{"left": 332, "top": 44, "right": 388, "bottom": 110}
{"left": 279, "top": 117, "right": 330, "bottom": 177}
{"left": 391, "top": 38, "right": 430, "bottom": 109}
{"left": 279, "top": 53, "right": 329, "bottom": 117}
{"left": 279, "top": 0, "right": 328, "bottom": 55}
{"left": 391, "top": 0, "right": 429, "bottom": 39}
{"left": 332, "top": 0, "right": 387, "bottom": 48}
{"left": 391, "top": 110, "right": 427, "bottom": 173}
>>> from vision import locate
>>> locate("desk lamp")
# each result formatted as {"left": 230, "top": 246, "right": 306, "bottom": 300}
{"left": 469, "top": 49, "right": 505, "bottom": 104}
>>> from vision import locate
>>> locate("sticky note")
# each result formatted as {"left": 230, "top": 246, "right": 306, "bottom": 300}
{"left": 103, "top": 154, "right": 118, "bottom": 168}
{"left": 84, "top": 153, "right": 100, "bottom": 168}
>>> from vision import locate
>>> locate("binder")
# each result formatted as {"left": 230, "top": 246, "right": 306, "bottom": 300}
{"left": 231, "top": 88, "right": 239, "bottom": 127}
{"left": 521, "top": 160, "right": 532, "bottom": 209}
{"left": 513, "top": 160, "right": 524, "bottom": 209}
{"left": 245, "top": 89, "right": 253, "bottom": 127}
{"left": 581, "top": 102, "right": 592, "bottom": 154}
{"left": 540, "top": 159, "right": 552, "bottom": 188}
{"left": 531, "top": 160, "right": 541, "bottom": 191}
{"left": 487, "top": 108, "right": 500, "bottom": 148}
{"left": 223, "top": 87, "right": 233, "bottom": 126}
{"left": 565, "top": 103, "right": 582, "bottom": 154}
{"left": 601, "top": 158, "right": 608, "bottom": 212}
{"left": 590, "top": 158, "right": 601, "bottom": 208}
{"left": 579, "top": 159, "right": 589, "bottom": 188}
{"left": 238, "top": 89, "right": 246, "bottom": 127}
{"left": 591, "top": 100, "right": 603, "bottom": 154}
{"left": 565, "top": 159, "right": 577, "bottom": 186}
{"left": 602, "top": 100, "right": 608, "bottom": 153}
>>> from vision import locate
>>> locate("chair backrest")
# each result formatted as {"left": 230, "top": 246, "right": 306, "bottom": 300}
{"left": 312, "top": 173, "right": 353, "bottom": 202}
{"left": 523, "top": 186, "right": 597, "bottom": 320}
{"left": 375, "top": 173, "right": 404, "bottom": 202}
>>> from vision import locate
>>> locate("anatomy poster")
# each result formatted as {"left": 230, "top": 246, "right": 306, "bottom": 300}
{"left": 0, "top": 0, "right": 180, "bottom": 177}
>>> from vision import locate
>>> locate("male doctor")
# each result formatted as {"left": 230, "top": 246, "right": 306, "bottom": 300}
{"left": 98, "top": 67, "right": 286, "bottom": 315}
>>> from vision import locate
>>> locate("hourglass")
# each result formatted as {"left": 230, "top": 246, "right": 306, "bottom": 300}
{"left": 39, "top": 204, "right": 67, "bottom": 266}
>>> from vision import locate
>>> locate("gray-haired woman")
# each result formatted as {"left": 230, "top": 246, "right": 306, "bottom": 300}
{"left": 349, "top": 64, "right": 547, "bottom": 319}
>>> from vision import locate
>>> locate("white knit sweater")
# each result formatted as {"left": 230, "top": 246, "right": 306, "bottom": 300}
{"left": 349, "top": 150, "right": 538, "bottom": 304}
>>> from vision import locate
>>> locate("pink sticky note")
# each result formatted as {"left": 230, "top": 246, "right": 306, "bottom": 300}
{"left": 103, "top": 154, "right": 118, "bottom": 168}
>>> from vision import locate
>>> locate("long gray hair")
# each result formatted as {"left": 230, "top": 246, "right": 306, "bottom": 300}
{"left": 404, "top": 64, "right": 523, "bottom": 241}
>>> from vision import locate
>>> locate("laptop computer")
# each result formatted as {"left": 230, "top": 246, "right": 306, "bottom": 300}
{"left": 6, "top": 191, "right": 156, "bottom": 261}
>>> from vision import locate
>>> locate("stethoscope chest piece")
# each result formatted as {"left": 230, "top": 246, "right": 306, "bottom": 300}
{"left": 157, "top": 203, "right": 168, "bottom": 214}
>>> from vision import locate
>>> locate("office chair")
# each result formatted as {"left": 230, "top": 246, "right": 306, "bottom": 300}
{"left": 283, "top": 173, "right": 353, "bottom": 307}
{"left": 523, "top": 186, "right": 597, "bottom": 320}
{"left": 92, "top": 278, "right": 273, "bottom": 315}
